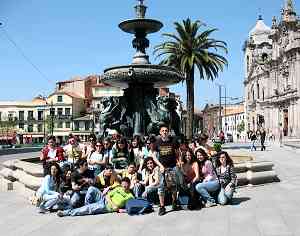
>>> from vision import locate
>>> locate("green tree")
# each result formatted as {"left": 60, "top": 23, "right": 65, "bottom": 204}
{"left": 237, "top": 120, "right": 245, "bottom": 134}
{"left": 154, "top": 18, "right": 228, "bottom": 140}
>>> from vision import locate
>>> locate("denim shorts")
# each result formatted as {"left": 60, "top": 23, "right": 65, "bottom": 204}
{"left": 158, "top": 167, "right": 178, "bottom": 196}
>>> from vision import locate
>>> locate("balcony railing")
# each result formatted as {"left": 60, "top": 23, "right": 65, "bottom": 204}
{"left": 46, "top": 115, "right": 72, "bottom": 120}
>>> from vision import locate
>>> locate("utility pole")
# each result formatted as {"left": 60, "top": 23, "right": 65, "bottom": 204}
{"left": 50, "top": 101, "right": 54, "bottom": 136}
{"left": 224, "top": 86, "right": 227, "bottom": 133}
{"left": 218, "top": 84, "right": 222, "bottom": 134}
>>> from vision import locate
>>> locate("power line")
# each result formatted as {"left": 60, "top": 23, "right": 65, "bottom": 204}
{"left": 0, "top": 25, "right": 53, "bottom": 85}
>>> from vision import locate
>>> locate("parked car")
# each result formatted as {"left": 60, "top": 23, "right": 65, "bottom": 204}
{"left": 226, "top": 133, "right": 233, "bottom": 143}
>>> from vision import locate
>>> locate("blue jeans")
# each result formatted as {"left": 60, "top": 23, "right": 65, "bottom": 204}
{"left": 218, "top": 187, "right": 234, "bottom": 205}
{"left": 142, "top": 185, "right": 159, "bottom": 203}
{"left": 251, "top": 140, "right": 256, "bottom": 151}
{"left": 63, "top": 186, "right": 108, "bottom": 216}
{"left": 195, "top": 180, "right": 220, "bottom": 203}
{"left": 40, "top": 195, "right": 71, "bottom": 211}
{"left": 132, "top": 183, "right": 143, "bottom": 198}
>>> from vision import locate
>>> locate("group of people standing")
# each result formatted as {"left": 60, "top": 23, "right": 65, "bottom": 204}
{"left": 248, "top": 128, "right": 267, "bottom": 151}
{"left": 35, "top": 124, "right": 237, "bottom": 217}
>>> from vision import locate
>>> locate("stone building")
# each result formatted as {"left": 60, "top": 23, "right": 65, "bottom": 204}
{"left": 0, "top": 96, "right": 48, "bottom": 144}
{"left": 244, "top": 0, "right": 300, "bottom": 137}
{"left": 202, "top": 104, "right": 220, "bottom": 138}
{"left": 222, "top": 103, "right": 246, "bottom": 141}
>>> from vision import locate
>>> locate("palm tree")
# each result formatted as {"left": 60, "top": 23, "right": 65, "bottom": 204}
{"left": 154, "top": 18, "right": 228, "bottom": 141}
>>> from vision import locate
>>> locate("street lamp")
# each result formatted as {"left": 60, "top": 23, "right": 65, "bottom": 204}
{"left": 216, "top": 83, "right": 225, "bottom": 134}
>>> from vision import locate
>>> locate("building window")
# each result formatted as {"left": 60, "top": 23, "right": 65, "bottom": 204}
{"left": 38, "top": 111, "right": 43, "bottom": 121}
{"left": 28, "top": 124, "right": 33, "bottom": 132}
{"left": 38, "top": 124, "right": 43, "bottom": 132}
{"left": 246, "top": 56, "right": 249, "bottom": 73}
{"left": 262, "top": 89, "right": 265, "bottom": 101}
{"left": 85, "top": 121, "right": 90, "bottom": 131}
{"left": 57, "top": 95, "right": 63, "bottom": 103}
{"left": 65, "top": 122, "right": 71, "bottom": 128}
{"left": 57, "top": 108, "right": 63, "bottom": 116}
{"left": 28, "top": 111, "right": 34, "bottom": 120}
{"left": 74, "top": 122, "right": 79, "bottom": 131}
{"left": 57, "top": 122, "right": 63, "bottom": 128}
{"left": 257, "top": 83, "right": 260, "bottom": 99}
{"left": 19, "top": 123, "right": 24, "bottom": 129}
{"left": 262, "top": 53, "right": 268, "bottom": 62}
{"left": 65, "top": 108, "right": 71, "bottom": 116}
{"left": 19, "top": 111, "right": 24, "bottom": 121}
{"left": 50, "top": 108, "right": 55, "bottom": 116}
{"left": 252, "top": 90, "right": 255, "bottom": 101}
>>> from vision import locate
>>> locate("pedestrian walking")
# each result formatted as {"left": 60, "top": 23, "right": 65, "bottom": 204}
{"left": 250, "top": 131, "right": 257, "bottom": 151}
{"left": 260, "top": 128, "right": 266, "bottom": 151}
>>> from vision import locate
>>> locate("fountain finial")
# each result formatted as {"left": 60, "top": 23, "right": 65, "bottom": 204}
{"left": 135, "top": 0, "right": 147, "bottom": 18}
{"left": 138, "top": 0, "right": 145, "bottom": 5}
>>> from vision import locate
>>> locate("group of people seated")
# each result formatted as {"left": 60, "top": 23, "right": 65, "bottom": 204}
{"left": 35, "top": 124, "right": 237, "bottom": 217}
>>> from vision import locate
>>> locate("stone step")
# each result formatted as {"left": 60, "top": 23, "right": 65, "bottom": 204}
{"left": 12, "top": 169, "right": 43, "bottom": 191}
{"left": 236, "top": 170, "right": 278, "bottom": 186}
{"left": 0, "top": 167, "right": 17, "bottom": 181}
{"left": 1, "top": 159, "right": 18, "bottom": 170}
{"left": 234, "top": 161, "right": 274, "bottom": 173}
{"left": 0, "top": 176, "right": 13, "bottom": 191}
{"left": 14, "top": 160, "right": 43, "bottom": 177}
{"left": 12, "top": 181, "right": 36, "bottom": 198}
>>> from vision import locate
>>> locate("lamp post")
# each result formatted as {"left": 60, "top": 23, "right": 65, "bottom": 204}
{"left": 216, "top": 83, "right": 225, "bottom": 134}
{"left": 50, "top": 101, "right": 54, "bottom": 136}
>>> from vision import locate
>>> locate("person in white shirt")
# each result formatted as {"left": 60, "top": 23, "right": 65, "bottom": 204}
{"left": 87, "top": 141, "right": 108, "bottom": 176}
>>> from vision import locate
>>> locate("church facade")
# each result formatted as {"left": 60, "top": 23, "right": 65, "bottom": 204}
{"left": 244, "top": 0, "right": 300, "bottom": 137}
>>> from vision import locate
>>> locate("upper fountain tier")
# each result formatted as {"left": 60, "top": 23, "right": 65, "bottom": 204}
{"left": 103, "top": 0, "right": 184, "bottom": 87}
{"left": 119, "top": 1, "right": 163, "bottom": 35}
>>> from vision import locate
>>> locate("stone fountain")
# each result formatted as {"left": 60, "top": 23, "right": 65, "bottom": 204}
{"left": 102, "top": 0, "right": 184, "bottom": 137}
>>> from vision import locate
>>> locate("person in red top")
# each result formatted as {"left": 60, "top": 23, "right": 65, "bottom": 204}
{"left": 40, "top": 136, "right": 65, "bottom": 176}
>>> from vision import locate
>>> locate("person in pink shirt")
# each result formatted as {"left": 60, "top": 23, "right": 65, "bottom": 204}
{"left": 194, "top": 148, "right": 220, "bottom": 207}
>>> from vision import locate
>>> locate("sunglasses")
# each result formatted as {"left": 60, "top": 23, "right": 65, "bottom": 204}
{"left": 96, "top": 144, "right": 103, "bottom": 147}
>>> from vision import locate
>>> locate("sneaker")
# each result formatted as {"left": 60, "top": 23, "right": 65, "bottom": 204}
{"left": 205, "top": 201, "right": 217, "bottom": 208}
{"left": 158, "top": 206, "right": 166, "bottom": 216}
{"left": 172, "top": 202, "right": 182, "bottom": 211}
{"left": 38, "top": 207, "right": 47, "bottom": 214}
{"left": 57, "top": 210, "right": 65, "bottom": 217}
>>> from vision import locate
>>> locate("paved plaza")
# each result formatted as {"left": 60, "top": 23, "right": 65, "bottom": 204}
{"left": 1, "top": 143, "right": 300, "bottom": 236}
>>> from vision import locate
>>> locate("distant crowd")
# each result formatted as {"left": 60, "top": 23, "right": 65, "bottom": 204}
{"left": 33, "top": 124, "right": 237, "bottom": 217}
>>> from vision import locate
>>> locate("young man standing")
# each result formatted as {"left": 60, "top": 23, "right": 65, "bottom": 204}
{"left": 154, "top": 124, "right": 181, "bottom": 216}
{"left": 57, "top": 177, "right": 134, "bottom": 217}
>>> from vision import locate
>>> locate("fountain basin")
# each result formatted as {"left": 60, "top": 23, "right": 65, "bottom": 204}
{"left": 103, "top": 64, "right": 184, "bottom": 88}
{"left": 119, "top": 19, "right": 163, "bottom": 34}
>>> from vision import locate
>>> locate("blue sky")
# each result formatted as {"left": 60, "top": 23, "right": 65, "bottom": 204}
{"left": 0, "top": 0, "right": 298, "bottom": 109}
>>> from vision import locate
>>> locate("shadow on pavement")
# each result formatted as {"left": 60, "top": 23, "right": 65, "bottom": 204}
{"left": 231, "top": 197, "right": 251, "bottom": 205}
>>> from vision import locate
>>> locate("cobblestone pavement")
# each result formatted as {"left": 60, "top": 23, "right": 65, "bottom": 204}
{"left": 1, "top": 145, "right": 300, "bottom": 236}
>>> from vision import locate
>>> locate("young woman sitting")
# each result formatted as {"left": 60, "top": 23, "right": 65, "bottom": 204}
{"left": 36, "top": 162, "right": 62, "bottom": 212}
{"left": 141, "top": 157, "right": 160, "bottom": 203}
{"left": 216, "top": 151, "right": 237, "bottom": 205}
{"left": 178, "top": 149, "right": 200, "bottom": 208}
{"left": 87, "top": 141, "right": 108, "bottom": 177}
{"left": 195, "top": 148, "right": 220, "bottom": 208}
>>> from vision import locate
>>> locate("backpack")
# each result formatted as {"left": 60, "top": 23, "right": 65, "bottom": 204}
{"left": 125, "top": 198, "right": 153, "bottom": 215}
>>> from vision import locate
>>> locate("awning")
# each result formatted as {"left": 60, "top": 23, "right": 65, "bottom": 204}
{"left": 0, "top": 136, "right": 13, "bottom": 140}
